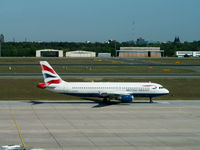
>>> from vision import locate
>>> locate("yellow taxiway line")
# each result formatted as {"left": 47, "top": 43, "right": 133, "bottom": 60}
{"left": 10, "top": 110, "right": 26, "bottom": 148}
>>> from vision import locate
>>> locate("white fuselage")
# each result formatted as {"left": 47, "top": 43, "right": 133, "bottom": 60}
{"left": 46, "top": 81, "right": 169, "bottom": 98}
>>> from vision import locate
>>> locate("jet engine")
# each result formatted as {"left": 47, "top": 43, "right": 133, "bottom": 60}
{"left": 119, "top": 95, "right": 134, "bottom": 103}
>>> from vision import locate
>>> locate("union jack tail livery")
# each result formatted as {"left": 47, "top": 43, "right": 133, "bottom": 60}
{"left": 37, "top": 61, "right": 62, "bottom": 89}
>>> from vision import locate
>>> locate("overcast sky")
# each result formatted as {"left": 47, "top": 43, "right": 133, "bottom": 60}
{"left": 1, "top": 0, "right": 200, "bottom": 42}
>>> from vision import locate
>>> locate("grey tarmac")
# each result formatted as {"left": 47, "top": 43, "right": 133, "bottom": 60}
{"left": 0, "top": 100, "right": 200, "bottom": 150}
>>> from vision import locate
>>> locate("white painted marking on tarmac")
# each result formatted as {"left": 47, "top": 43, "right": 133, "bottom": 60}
{"left": 155, "top": 101, "right": 170, "bottom": 104}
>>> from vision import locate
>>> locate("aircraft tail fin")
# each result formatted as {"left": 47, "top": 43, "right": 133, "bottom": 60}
{"left": 40, "top": 61, "right": 62, "bottom": 85}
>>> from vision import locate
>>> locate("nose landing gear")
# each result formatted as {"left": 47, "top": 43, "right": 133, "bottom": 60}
{"left": 150, "top": 97, "right": 153, "bottom": 103}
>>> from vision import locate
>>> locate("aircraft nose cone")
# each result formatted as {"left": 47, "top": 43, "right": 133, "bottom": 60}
{"left": 165, "top": 89, "right": 169, "bottom": 94}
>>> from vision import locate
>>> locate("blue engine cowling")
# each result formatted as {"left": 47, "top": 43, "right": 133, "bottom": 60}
{"left": 120, "top": 95, "right": 134, "bottom": 103}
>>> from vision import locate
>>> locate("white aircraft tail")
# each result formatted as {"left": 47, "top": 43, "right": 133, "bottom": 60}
{"left": 40, "top": 61, "right": 62, "bottom": 85}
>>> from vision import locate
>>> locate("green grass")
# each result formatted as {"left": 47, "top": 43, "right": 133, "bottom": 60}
{"left": 0, "top": 66, "right": 196, "bottom": 74}
{"left": 0, "top": 57, "right": 128, "bottom": 64}
{"left": 1, "top": 57, "right": 200, "bottom": 65}
{"left": 0, "top": 77, "right": 200, "bottom": 100}
{"left": 140, "top": 58, "right": 200, "bottom": 65}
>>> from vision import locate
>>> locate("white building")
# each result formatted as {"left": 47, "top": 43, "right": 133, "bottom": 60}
{"left": 36, "top": 49, "right": 63, "bottom": 57}
{"left": 66, "top": 50, "right": 96, "bottom": 58}
{"left": 176, "top": 51, "right": 200, "bottom": 57}
{"left": 98, "top": 53, "right": 111, "bottom": 57}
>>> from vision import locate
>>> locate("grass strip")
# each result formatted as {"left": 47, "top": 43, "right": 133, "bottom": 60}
{"left": 141, "top": 58, "right": 200, "bottom": 65}
{"left": 0, "top": 77, "right": 200, "bottom": 100}
{"left": 0, "top": 66, "right": 196, "bottom": 74}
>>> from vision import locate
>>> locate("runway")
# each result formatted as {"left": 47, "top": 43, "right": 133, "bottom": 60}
{"left": 0, "top": 100, "right": 200, "bottom": 150}
{"left": 0, "top": 73, "right": 200, "bottom": 78}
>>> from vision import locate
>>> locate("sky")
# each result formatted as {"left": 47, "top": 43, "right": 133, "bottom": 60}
{"left": 1, "top": 0, "right": 200, "bottom": 42}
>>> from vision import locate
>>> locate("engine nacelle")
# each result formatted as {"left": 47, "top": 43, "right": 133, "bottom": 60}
{"left": 120, "top": 95, "right": 134, "bottom": 103}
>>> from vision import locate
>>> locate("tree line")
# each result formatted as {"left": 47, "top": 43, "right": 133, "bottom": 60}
{"left": 1, "top": 41, "right": 200, "bottom": 57}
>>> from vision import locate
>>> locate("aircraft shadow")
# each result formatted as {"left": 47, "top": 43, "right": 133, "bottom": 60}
{"left": 28, "top": 98, "right": 135, "bottom": 108}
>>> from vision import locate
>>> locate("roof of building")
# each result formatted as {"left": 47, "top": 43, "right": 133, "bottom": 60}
{"left": 36, "top": 49, "right": 63, "bottom": 52}
{"left": 66, "top": 50, "right": 96, "bottom": 54}
{"left": 120, "top": 47, "right": 161, "bottom": 51}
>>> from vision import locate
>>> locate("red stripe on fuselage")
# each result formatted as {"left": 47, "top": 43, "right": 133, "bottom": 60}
{"left": 143, "top": 85, "right": 153, "bottom": 87}
{"left": 41, "top": 65, "right": 56, "bottom": 74}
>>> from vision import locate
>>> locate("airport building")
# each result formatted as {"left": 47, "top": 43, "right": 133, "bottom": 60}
{"left": 116, "top": 47, "right": 164, "bottom": 58}
{"left": 98, "top": 53, "right": 111, "bottom": 57}
{"left": 36, "top": 49, "right": 63, "bottom": 57}
{"left": 176, "top": 51, "right": 200, "bottom": 57}
{"left": 66, "top": 50, "right": 96, "bottom": 58}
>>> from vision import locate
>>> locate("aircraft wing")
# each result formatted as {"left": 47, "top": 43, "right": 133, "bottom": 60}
{"left": 100, "top": 91, "right": 133, "bottom": 98}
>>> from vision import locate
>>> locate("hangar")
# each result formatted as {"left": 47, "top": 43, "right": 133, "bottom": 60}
{"left": 36, "top": 49, "right": 63, "bottom": 57}
{"left": 176, "top": 51, "right": 200, "bottom": 57}
{"left": 116, "top": 47, "right": 164, "bottom": 58}
{"left": 66, "top": 50, "right": 96, "bottom": 58}
{"left": 98, "top": 53, "right": 111, "bottom": 57}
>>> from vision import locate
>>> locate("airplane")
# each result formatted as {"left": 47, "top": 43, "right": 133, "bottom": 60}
{"left": 37, "top": 61, "right": 169, "bottom": 103}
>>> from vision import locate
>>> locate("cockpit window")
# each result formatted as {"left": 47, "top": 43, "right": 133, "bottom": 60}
{"left": 159, "top": 87, "right": 164, "bottom": 89}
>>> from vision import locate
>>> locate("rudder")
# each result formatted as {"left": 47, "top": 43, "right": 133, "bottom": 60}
{"left": 40, "top": 61, "right": 62, "bottom": 85}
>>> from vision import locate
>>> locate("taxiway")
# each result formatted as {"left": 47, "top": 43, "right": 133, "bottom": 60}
{"left": 0, "top": 100, "right": 200, "bottom": 150}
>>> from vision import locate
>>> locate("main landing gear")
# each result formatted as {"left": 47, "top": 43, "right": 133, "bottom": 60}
{"left": 103, "top": 97, "right": 110, "bottom": 104}
{"left": 149, "top": 97, "right": 153, "bottom": 103}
